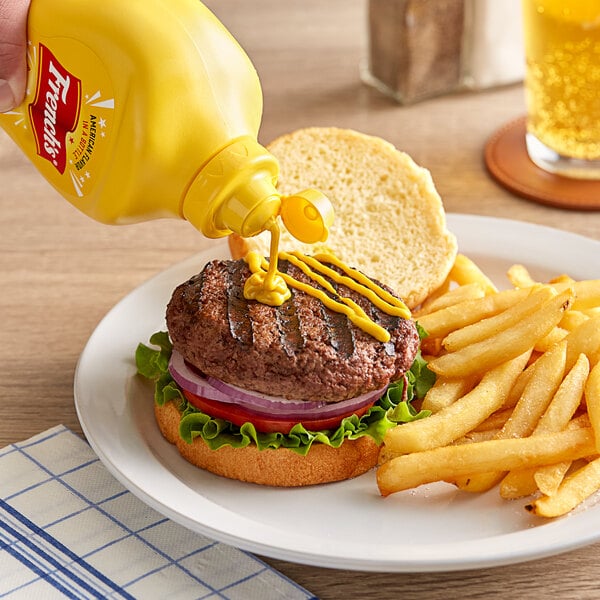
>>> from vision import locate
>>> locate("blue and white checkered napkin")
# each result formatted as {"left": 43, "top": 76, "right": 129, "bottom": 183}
{"left": 0, "top": 425, "right": 316, "bottom": 600}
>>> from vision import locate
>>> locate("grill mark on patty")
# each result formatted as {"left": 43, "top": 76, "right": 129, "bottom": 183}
{"left": 225, "top": 261, "right": 253, "bottom": 346}
{"left": 321, "top": 304, "right": 356, "bottom": 358}
{"left": 275, "top": 261, "right": 304, "bottom": 356}
{"left": 319, "top": 275, "right": 356, "bottom": 359}
{"left": 366, "top": 299, "right": 400, "bottom": 356}
{"left": 275, "top": 295, "right": 304, "bottom": 357}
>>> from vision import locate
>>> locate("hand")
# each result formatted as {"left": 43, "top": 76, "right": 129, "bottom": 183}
{"left": 0, "top": 0, "right": 30, "bottom": 112}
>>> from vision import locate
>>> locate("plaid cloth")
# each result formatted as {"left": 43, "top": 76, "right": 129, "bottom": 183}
{"left": 0, "top": 425, "right": 316, "bottom": 600}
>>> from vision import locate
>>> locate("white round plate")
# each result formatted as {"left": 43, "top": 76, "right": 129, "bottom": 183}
{"left": 74, "top": 214, "right": 600, "bottom": 572}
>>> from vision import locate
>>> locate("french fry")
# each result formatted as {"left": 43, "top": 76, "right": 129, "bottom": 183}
{"left": 592, "top": 349, "right": 600, "bottom": 369}
{"left": 457, "top": 429, "right": 500, "bottom": 444}
{"left": 450, "top": 254, "right": 498, "bottom": 294}
{"left": 506, "top": 264, "right": 580, "bottom": 293}
{"left": 584, "top": 361, "right": 600, "bottom": 452}
{"left": 499, "top": 353, "right": 589, "bottom": 498}
{"left": 415, "top": 282, "right": 485, "bottom": 316}
{"left": 421, "top": 374, "right": 479, "bottom": 413}
{"left": 377, "top": 428, "right": 596, "bottom": 497}
{"left": 534, "top": 326, "right": 568, "bottom": 353}
{"left": 550, "top": 282, "right": 578, "bottom": 295}
{"left": 414, "top": 275, "right": 451, "bottom": 316}
{"left": 505, "top": 265, "right": 579, "bottom": 295}
{"left": 416, "top": 287, "right": 532, "bottom": 339}
{"left": 502, "top": 341, "right": 568, "bottom": 438}
{"left": 572, "top": 280, "right": 600, "bottom": 311}
{"left": 442, "top": 285, "right": 554, "bottom": 352}
{"left": 428, "top": 289, "right": 572, "bottom": 379}
{"left": 565, "top": 314, "right": 600, "bottom": 370}
{"left": 503, "top": 360, "right": 538, "bottom": 409}
{"left": 526, "top": 456, "right": 600, "bottom": 518}
{"left": 536, "top": 354, "right": 589, "bottom": 432}
{"left": 560, "top": 310, "right": 589, "bottom": 332}
{"left": 534, "top": 462, "right": 572, "bottom": 497}
{"left": 499, "top": 469, "right": 539, "bottom": 499}
{"left": 550, "top": 274, "right": 576, "bottom": 286}
{"left": 381, "top": 352, "right": 531, "bottom": 457}
{"left": 534, "top": 414, "right": 591, "bottom": 496}
{"left": 472, "top": 407, "right": 513, "bottom": 432}
{"left": 454, "top": 469, "right": 504, "bottom": 493}
{"left": 507, "top": 264, "right": 537, "bottom": 288}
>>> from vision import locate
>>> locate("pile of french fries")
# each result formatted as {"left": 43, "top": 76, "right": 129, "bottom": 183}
{"left": 377, "top": 254, "right": 600, "bottom": 518}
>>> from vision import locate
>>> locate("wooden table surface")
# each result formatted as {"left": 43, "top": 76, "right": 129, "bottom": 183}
{"left": 2, "top": 1, "right": 599, "bottom": 598}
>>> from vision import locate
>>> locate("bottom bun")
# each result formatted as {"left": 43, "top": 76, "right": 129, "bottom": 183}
{"left": 155, "top": 401, "right": 380, "bottom": 487}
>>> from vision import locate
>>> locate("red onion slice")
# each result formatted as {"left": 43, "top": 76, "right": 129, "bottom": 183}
{"left": 168, "top": 350, "right": 232, "bottom": 403}
{"left": 169, "top": 350, "right": 311, "bottom": 408}
{"left": 169, "top": 349, "right": 385, "bottom": 420}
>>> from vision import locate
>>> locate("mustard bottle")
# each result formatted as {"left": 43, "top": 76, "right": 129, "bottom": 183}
{"left": 0, "top": 0, "right": 332, "bottom": 243}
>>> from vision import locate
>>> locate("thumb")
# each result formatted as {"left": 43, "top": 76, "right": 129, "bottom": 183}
{"left": 0, "top": 0, "right": 30, "bottom": 112}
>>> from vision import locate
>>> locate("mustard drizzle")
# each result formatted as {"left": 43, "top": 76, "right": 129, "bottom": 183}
{"left": 278, "top": 251, "right": 372, "bottom": 322}
{"left": 294, "top": 251, "right": 411, "bottom": 320}
{"left": 256, "top": 253, "right": 389, "bottom": 341}
{"left": 242, "top": 216, "right": 411, "bottom": 341}
{"left": 243, "top": 249, "right": 411, "bottom": 343}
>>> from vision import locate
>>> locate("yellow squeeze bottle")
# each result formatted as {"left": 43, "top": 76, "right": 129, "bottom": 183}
{"left": 0, "top": 0, "right": 332, "bottom": 242}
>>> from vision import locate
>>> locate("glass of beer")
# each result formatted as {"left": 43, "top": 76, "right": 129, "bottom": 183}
{"left": 522, "top": 0, "right": 600, "bottom": 179}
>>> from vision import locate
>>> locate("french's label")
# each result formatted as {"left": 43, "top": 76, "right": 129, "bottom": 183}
{"left": 29, "top": 44, "right": 82, "bottom": 174}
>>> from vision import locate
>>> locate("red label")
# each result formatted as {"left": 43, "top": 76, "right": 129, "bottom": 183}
{"left": 29, "top": 44, "right": 82, "bottom": 174}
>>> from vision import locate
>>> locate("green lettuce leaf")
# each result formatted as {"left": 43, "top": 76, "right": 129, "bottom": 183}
{"left": 135, "top": 329, "right": 434, "bottom": 456}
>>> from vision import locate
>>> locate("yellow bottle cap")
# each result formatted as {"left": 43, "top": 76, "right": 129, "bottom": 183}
{"left": 280, "top": 189, "right": 334, "bottom": 244}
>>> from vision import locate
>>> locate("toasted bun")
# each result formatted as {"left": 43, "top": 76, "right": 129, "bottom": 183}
{"left": 229, "top": 127, "right": 457, "bottom": 309}
{"left": 155, "top": 400, "right": 379, "bottom": 487}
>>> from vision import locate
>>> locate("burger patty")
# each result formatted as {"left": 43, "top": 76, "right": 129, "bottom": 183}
{"left": 166, "top": 258, "right": 420, "bottom": 402}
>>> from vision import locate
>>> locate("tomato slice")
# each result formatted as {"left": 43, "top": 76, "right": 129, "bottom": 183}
{"left": 182, "top": 390, "right": 374, "bottom": 434}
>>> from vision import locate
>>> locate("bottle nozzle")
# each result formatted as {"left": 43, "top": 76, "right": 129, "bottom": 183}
{"left": 183, "top": 137, "right": 333, "bottom": 242}
{"left": 183, "top": 137, "right": 281, "bottom": 238}
{"left": 223, "top": 176, "right": 282, "bottom": 237}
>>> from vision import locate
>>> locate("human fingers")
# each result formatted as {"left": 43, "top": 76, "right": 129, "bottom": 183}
{"left": 0, "top": 0, "right": 30, "bottom": 112}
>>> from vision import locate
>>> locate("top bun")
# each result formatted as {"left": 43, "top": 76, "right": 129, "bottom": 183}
{"left": 228, "top": 127, "right": 457, "bottom": 309}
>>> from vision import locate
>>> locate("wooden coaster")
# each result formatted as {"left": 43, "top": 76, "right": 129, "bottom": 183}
{"left": 484, "top": 116, "right": 600, "bottom": 211}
